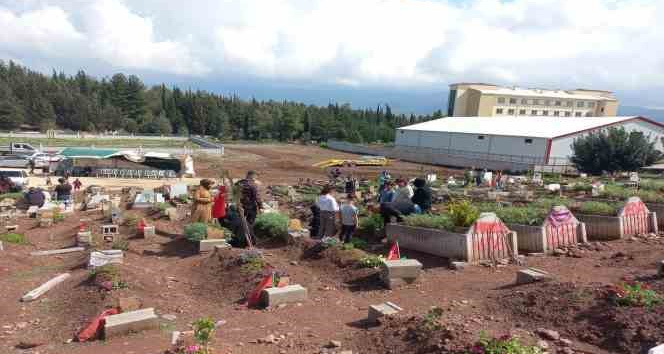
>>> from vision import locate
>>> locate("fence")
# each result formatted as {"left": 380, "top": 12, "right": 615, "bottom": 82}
{"left": 326, "top": 140, "right": 574, "bottom": 172}
{"left": 0, "top": 131, "right": 189, "bottom": 141}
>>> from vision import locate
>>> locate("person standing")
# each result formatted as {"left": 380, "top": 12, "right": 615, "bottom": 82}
{"left": 212, "top": 185, "right": 227, "bottom": 223}
{"left": 317, "top": 185, "right": 339, "bottom": 238}
{"left": 237, "top": 171, "right": 262, "bottom": 242}
{"left": 191, "top": 179, "right": 214, "bottom": 223}
{"left": 378, "top": 181, "right": 396, "bottom": 203}
{"left": 54, "top": 178, "right": 72, "bottom": 203}
{"left": 411, "top": 178, "right": 432, "bottom": 213}
{"left": 340, "top": 196, "right": 359, "bottom": 243}
{"left": 73, "top": 178, "right": 82, "bottom": 192}
{"left": 393, "top": 178, "right": 414, "bottom": 203}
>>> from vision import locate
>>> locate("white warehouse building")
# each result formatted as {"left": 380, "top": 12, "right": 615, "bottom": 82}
{"left": 394, "top": 116, "right": 664, "bottom": 171}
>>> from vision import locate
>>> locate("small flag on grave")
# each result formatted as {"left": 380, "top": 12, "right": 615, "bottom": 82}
{"left": 387, "top": 242, "right": 400, "bottom": 260}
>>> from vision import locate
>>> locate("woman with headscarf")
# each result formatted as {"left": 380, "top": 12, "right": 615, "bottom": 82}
{"left": 191, "top": 179, "right": 214, "bottom": 223}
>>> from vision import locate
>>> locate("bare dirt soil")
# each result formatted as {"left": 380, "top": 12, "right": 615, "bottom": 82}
{"left": 1, "top": 144, "right": 664, "bottom": 354}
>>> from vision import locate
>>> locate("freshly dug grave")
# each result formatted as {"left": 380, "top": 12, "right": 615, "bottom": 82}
{"left": 494, "top": 280, "right": 664, "bottom": 354}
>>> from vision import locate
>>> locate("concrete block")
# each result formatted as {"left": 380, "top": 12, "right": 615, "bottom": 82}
{"left": 516, "top": 268, "right": 552, "bottom": 285}
{"left": 31, "top": 247, "right": 85, "bottom": 256}
{"left": 199, "top": 239, "right": 229, "bottom": 253}
{"left": 450, "top": 261, "right": 467, "bottom": 270}
{"left": 89, "top": 251, "right": 124, "bottom": 268}
{"left": 658, "top": 260, "right": 664, "bottom": 277}
{"left": 649, "top": 344, "right": 664, "bottom": 354}
{"left": 102, "top": 225, "right": 119, "bottom": 235}
{"left": 104, "top": 308, "right": 159, "bottom": 339}
{"left": 261, "top": 284, "right": 308, "bottom": 307}
{"left": 143, "top": 226, "right": 155, "bottom": 238}
{"left": 22, "top": 273, "right": 71, "bottom": 301}
{"left": 5, "top": 224, "right": 18, "bottom": 232}
{"left": 27, "top": 206, "right": 39, "bottom": 218}
{"left": 368, "top": 302, "right": 402, "bottom": 323}
{"left": 77, "top": 231, "right": 92, "bottom": 247}
{"left": 381, "top": 259, "right": 422, "bottom": 279}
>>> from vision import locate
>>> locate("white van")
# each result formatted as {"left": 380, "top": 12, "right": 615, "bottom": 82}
{"left": 0, "top": 169, "right": 29, "bottom": 189}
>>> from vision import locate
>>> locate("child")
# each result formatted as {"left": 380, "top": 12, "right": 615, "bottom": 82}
{"left": 340, "top": 196, "right": 359, "bottom": 243}
{"left": 73, "top": 178, "right": 82, "bottom": 191}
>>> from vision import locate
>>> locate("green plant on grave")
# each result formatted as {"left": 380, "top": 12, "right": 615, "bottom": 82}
{"left": 420, "top": 307, "right": 444, "bottom": 332}
{"left": 578, "top": 201, "right": 619, "bottom": 216}
{"left": 472, "top": 332, "right": 543, "bottom": 354}
{"left": 254, "top": 212, "right": 289, "bottom": 240}
{"left": 610, "top": 282, "right": 663, "bottom": 308}
{"left": 90, "top": 264, "right": 120, "bottom": 282}
{"left": 52, "top": 207, "right": 65, "bottom": 223}
{"left": 0, "top": 233, "right": 27, "bottom": 244}
{"left": 112, "top": 239, "right": 129, "bottom": 251}
{"left": 124, "top": 212, "right": 139, "bottom": 226}
{"left": 358, "top": 254, "right": 384, "bottom": 268}
{"left": 184, "top": 222, "right": 209, "bottom": 242}
{"left": 359, "top": 213, "right": 384, "bottom": 237}
{"left": 193, "top": 317, "right": 216, "bottom": 354}
{"left": 448, "top": 200, "right": 480, "bottom": 227}
{"left": 403, "top": 214, "right": 455, "bottom": 231}
{"left": 238, "top": 249, "right": 266, "bottom": 274}
{"left": 156, "top": 202, "right": 171, "bottom": 213}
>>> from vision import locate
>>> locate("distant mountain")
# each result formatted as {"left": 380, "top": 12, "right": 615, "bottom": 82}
{"left": 619, "top": 106, "right": 664, "bottom": 122}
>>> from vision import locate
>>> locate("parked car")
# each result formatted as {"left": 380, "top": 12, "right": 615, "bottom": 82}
{"left": 0, "top": 142, "right": 37, "bottom": 156}
{"left": 28, "top": 152, "right": 63, "bottom": 169}
{"left": 0, "top": 155, "right": 30, "bottom": 168}
{"left": 0, "top": 169, "right": 29, "bottom": 190}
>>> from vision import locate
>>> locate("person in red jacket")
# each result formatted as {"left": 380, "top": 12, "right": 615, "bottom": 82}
{"left": 212, "top": 185, "right": 227, "bottom": 223}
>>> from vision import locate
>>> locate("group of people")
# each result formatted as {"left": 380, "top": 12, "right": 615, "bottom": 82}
{"left": 190, "top": 171, "right": 262, "bottom": 246}
{"left": 465, "top": 168, "right": 506, "bottom": 190}
{"left": 311, "top": 171, "right": 434, "bottom": 243}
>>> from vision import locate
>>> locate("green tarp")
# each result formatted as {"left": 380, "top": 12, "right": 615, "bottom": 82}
{"left": 59, "top": 147, "right": 121, "bottom": 159}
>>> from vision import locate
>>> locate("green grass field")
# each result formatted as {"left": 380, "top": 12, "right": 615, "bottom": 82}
{"left": 0, "top": 137, "right": 196, "bottom": 148}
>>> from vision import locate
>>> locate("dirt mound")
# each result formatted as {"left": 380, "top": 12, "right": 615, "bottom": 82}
{"left": 494, "top": 280, "right": 664, "bottom": 354}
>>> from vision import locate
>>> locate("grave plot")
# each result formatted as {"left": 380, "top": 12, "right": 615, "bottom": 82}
{"left": 576, "top": 197, "right": 658, "bottom": 240}
{"left": 508, "top": 205, "right": 588, "bottom": 254}
{"left": 386, "top": 212, "right": 518, "bottom": 264}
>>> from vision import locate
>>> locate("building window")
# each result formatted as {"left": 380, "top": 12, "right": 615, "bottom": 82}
{"left": 566, "top": 101, "right": 573, "bottom": 107}
{"left": 519, "top": 109, "right": 526, "bottom": 115}
{"left": 555, "top": 101, "right": 562, "bottom": 106}
{"left": 588, "top": 101, "right": 596, "bottom": 108}
{"left": 498, "top": 97, "right": 506, "bottom": 104}
{"left": 478, "top": 135, "right": 485, "bottom": 140}
{"left": 553, "top": 111, "right": 560, "bottom": 116}
{"left": 531, "top": 110, "right": 538, "bottom": 115}
{"left": 509, "top": 98, "right": 517, "bottom": 104}
{"left": 575, "top": 112, "right": 582, "bottom": 117}
{"left": 601, "top": 107, "right": 605, "bottom": 113}
{"left": 521, "top": 98, "right": 528, "bottom": 104}
{"left": 508, "top": 109, "right": 515, "bottom": 115}
{"left": 577, "top": 101, "right": 585, "bottom": 108}
{"left": 565, "top": 111, "right": 572, "bottom": 117}
{"left": 542, "top": 110, "right": 549, "bottom": 116}
{"left": 496, "top": 108, "right": 504, "bottom": 114}
{"left": 535, "top": 99, "right": 543, "bottom": 105}
{"left": 585, "top": 112, "right": 592, "bottom": 117}
{"left": 524, "top": 138, "right": 533, "bottom": 145}
{"left": 544, "top": 100, "right": 551, "bottom": 106}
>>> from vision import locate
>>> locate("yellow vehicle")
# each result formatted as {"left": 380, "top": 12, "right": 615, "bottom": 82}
{"left": 313, "top": 156, "right": 389, "bottom": 168}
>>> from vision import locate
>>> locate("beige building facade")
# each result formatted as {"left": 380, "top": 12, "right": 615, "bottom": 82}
{"left": 447, "top": 83, "right": 619, "bottom": 118}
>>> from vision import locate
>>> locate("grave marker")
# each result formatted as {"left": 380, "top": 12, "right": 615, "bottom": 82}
{"left": 22, "top": 273, "right": 71, "bottom": 301}
{"left": 261, "top": 285, "right": 308, "bottom": 307}
{"left": 30, "top": 247, "right": 85, "bottom": 256}
{"left": 368, "top": 302, "right": 402, "bottom": 324}
{"left": 516, "top": 268, "right": 552, "bottom": 285}
{"left": 104, "top": 308, "right": 159, "bottom": 339}
{"left": 380, "top": 259, "right": 422, "bottom": 289}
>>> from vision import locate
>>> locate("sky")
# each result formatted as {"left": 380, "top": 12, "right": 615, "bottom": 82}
{"left": 1, "top": 0, "right": 664, "bottom": 114}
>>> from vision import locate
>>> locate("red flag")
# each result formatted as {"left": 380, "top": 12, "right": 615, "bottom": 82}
{"left": 76, "top": 308, "right": 119, "bottom": 342}
{"left": 247, "top": 273, "right": 274, "bottom": 308}
{"left": 387, "top": 242, "right": 400, "bottom": 260}
{"left": 137, "top": 218, "right": 146, "bottom": 234}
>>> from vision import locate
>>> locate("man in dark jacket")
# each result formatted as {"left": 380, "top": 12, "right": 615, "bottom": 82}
{"left": 25, "top": 187, "right": 46, "bottom": 207}
{"left": 54, "top": 178, "right": 72, "bottom": 202}
{"left": 236, "top": 171, "right": 262, "bottom": 243}
{"left": 379, "top": 200, "right": 416, "bottom": 227}
{"left": 411, "top": 178, "right": 432, "bottom": 213}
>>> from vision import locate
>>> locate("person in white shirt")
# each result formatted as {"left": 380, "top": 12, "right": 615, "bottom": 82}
{"left": 392, "top": 178, "right": 414, "bottom": 204}
{"left": 317, "top": 185, "right": 339, "bottom": 238}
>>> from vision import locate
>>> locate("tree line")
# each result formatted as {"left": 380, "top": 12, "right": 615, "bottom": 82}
{"left": 0, "top": 60, "right": 443, "bottom": 143}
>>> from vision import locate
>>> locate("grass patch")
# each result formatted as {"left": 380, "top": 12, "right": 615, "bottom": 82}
{"left": 578, "top": 201, "right": 620, "bottom": 216}
{"left": 1, "top": 233, "right": 27, "bottom": 244}
{"left": 403, "top": 214, "right": 454, "bottom": 231}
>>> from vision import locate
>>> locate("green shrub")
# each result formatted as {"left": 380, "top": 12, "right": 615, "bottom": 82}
{"left": 359, "top": 255, "right": 384, "bottom": 268}
{"left": 240, "top": 256, "right": 266, "bottom": 274}
{"left": 193, "top": 317, "right": 216, "bottom": 354}
{"left": 639, "top": 179, "right": 664, "bottom": 192}
{"left": 532, "top": 197, "right": 572, "bottom": 210}
{"left": 572, "top": 182, "right": 592, "bottom": 192}
{"left": 156, "top": 202, "right": 171, "bottom": 212}
{"left": 124, "top": 213, "right": 139, "bottom": 226}
{"left": 348, "top": 238, "right": 368, "bottom": 249}
{"left": 184, "top": 222, "right": 209, "bottom": 241}
{"left": 474, "top": 332, "right": 543, "bottom": 354}
{"left": 448, "top": 200, "right": 479, "bottom": 227}
{"left": 359, "top": 213, "right": 384, "bottom": 237}
{"left": 112, "top": 239, "right": 129, "bottom": 251}
{"left": 478, "top": 204, "right": 546, "bottom": 226}
{"left": 420, "top": 307, "right": 444, "bottom": 332}
{"left": 403, "top": 214, "right": 454, "bottom": 231}
{"left": 1, "top": 233, "right": 27, "bottom": 244}
{"left": 0, "top": 192, "right": 23, "bottom": 201}
{"left": 579, "top": 201, "right": 619, "bottom": 216}
{"left": 254, "top": 212, "right": 289, "bottom": 240}
{"left": 611, "top": 282, "right": 663, "bottom": 308}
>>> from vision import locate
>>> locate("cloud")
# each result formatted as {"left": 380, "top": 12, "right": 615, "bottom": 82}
{"left": 0, "top": 0, "right": 663, "bottom": 97}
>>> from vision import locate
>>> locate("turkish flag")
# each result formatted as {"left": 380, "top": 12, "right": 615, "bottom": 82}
{"left": 77, "top": 308, "right": 119, "bottom": 342}
{"left": 247, "top": 273, "right": 274, "bottom": 308}
{"left": 387, "top": 242, "right": 400, "bottom": 260}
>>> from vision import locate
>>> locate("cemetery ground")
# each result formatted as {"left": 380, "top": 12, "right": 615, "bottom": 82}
{"left": 1, "top": 143, "right": 664, "bottom": 354}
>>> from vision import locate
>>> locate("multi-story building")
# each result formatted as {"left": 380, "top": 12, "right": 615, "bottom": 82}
{"left": 447, "top": 83, "right": 619, "bottom": 118}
